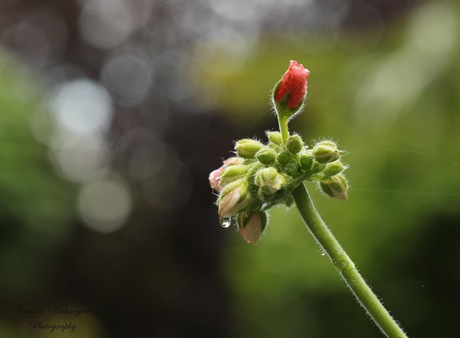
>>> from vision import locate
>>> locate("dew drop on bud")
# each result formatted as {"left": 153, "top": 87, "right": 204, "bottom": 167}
{"left": 219, "top": 217, "right": 233, "bottom": 228}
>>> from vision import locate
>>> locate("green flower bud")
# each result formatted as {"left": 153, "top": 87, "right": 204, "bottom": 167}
{"left": 313, "top": 140, "right": 340, "bottom": 164}
{"left": 277, "top": 150, "right": 292, "bottom": 166}
{"left": 310, "top": 161, "right": 325, "bottom": 175}
{"left": 268, "top": 143, "right": 282, "bottom": 152}
{"left": 219, "top": 164, "right": 249, "bottom": 186}
{"left": 255, "top": 167, "right": 286, "bottom": 193}
{"left": 238, "top": 211, "right": 268, "bottom": 245}
{"left": 255, "top": 148, "right": 277, "bottom": 165}
{"left": 235, "top": 139, "right": 264, "bottom": 159}
{"left": 218, "top": 179, "right": 252, "bottom": 217}
{"left": 299, "top": 152, "right": 314, "bottom": 171}
{"left": 284, "top": 161, "right": 299, "bottom": 177}
{"left": 323, "top": 161, "right": 347, "bottom": 177}
{"left": 286, "top": 134, "right": 303, "bottom": 154}
{"left": 320, "top": 174, "right": 349, "bottom": 200}
{"left": 266, "top": 131, "right": 283, "bottom": 146}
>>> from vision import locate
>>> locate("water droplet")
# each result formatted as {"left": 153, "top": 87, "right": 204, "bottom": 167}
{"left": 219, "top": 217, "right": 232, "bottom": 228}
{"left": 321, "top": 250, "right": 326, "bottom": 256}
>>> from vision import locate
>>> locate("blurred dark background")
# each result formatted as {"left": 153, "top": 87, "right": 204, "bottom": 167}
{"left": 1, "top": 0, "right": 460, "bottom": 337}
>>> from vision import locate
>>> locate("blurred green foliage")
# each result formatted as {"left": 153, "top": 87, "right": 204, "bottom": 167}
{"left": 200, "top": 2, "right": 460, "bottom": 337}
{"left": 0, "top": 51, "right": 74, "bottom": 299}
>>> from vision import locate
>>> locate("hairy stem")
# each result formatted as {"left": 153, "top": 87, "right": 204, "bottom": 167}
{"left": 292, "top": 183, "right": 408, "bottom": 338}
{"left": 278, "top": 115, "right": 289, "bottom": 144}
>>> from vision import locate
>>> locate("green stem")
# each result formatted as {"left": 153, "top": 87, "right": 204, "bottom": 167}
{"left": 292, "top": 183, "right": 408, "bottom": 338}
{"left": 278, "top": 114, "right": 289, "bottom": 144}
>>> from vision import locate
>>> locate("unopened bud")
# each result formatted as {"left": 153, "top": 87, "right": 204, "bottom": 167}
{"left": 235, "top": 139, "right": 264, "bottom": 159}
{"left": 323, "top": 161, "right": 347, "bottom": 177}
{"left": 218, "top": 180, "right": 251, "bottom": 217}
{"left": 255, "top": 167, "right": 286, "bottom": 193}
{"left": 277, "top": 150, "right": 292, "bottom": 166}
{"left": 273, "top": 60, "right": 310, "bottom": 119}
{"left": 286, "top": 134, "right": 303, "bottom": 154}
{"left": 209, "top": 167, "right": 224, "bottom": 192}
{"left": 238, "top": 211, "right": 267, "bottom": 245}
{"left": 209, "top": 157, "right": 246, "bottom": 192}
{"left": 256, "top": 148, "right": 277, "bottom": 165}
{"left": 299, "top": 152, "right": 314, "bottom": 171}
{"left": 313, "top": 140, "right": 340, "bottom": 164}
{"left": 310, "top": 161, "right": 325, "bottom": 175}
{"left": 219, "top": 165, "right": 249, "bottom": 186}
{"left": 256, "top": 148, "right": 276, "bottom": 165}
{"left": 266, "top": 131, "right": 283, "bottom": 146}
{"left": 320, "top": 174, "right": 349, "bottom": 200}
{"left": 223, "top": 157, "right": 244, "bottom": 167}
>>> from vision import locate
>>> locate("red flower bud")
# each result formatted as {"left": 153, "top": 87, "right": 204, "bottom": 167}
{"left": 274, "top": 60, "right": 310, "bottom": 110}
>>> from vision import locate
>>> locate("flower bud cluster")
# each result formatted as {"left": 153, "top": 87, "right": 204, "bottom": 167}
{"left": 209, "top": 134, "right": 349, "bottom": 244}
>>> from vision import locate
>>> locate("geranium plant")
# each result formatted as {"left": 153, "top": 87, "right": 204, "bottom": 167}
{"left": 209, "top": 60, "right": 408, "bottom": 337}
